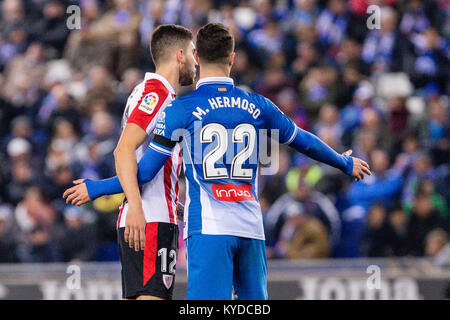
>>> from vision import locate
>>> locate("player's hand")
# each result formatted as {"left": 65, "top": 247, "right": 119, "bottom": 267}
{"left": 342, "top": 150, "right": 372, "bottom": 181}
{"left": 124, "top": 204, "right": 146, "bottom": 251}
{"left": 63, "top": 179, "right": 91, "bottom": 206}
{"left": 176, "top": 201, "right": 184, "bottom": 221}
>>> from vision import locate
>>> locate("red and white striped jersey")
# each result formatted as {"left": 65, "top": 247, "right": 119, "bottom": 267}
{"left": 116, "top": 72, "right": 182, "bottom": 228}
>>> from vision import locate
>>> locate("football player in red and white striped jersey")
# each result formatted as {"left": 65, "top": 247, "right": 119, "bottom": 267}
{"left": 64, "top": 25, "right": 197, "bottom": 300}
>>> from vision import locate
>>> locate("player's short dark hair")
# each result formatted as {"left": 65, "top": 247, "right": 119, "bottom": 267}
{"left": 150, "top": 24, "right": 193, "bottom": 65}
{"left": 196, "top": 23, "right": 234, "bottom": 65}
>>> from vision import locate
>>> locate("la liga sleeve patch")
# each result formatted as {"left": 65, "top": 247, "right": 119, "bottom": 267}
{"left": 138, "top": 92, "right": 159, "bottom": 115}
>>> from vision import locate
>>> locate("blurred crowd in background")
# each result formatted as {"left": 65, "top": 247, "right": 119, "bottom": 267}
{"left": 0, "top": 0, "right": 448, "bottom": 265}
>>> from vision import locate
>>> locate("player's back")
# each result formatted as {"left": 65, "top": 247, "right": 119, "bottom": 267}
{"left": 158, "top": 77, "right": 296, "bottom": 240}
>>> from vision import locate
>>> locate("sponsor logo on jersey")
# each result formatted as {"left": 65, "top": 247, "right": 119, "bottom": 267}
{"left": 212, "top": 183, "right": 255, "bottom": 202}
{"left": 139, "top": 92, "right": 159, "bottom": 114}
{"left": 163, "top": 274, "right": 173, "bottom": 289}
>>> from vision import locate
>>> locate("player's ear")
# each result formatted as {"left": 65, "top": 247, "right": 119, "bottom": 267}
{"left": 194, "top": 51, "right": 200, "bottom": 65}
{"left": 228, "top": 52, "right": 235, "bottom": 67}
{"left": 176, "top": 49, "right": 185, "bottom": 64}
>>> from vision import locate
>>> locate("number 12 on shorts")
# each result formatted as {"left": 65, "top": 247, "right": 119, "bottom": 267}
{"left": 158, "top": 248, "right": 176, "bottom": 274}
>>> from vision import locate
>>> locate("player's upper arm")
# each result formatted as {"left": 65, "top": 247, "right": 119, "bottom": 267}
{"left": 115, "top": 123, "right": 148, "bottom": 154}
{"left": 126, "top": 80, "right": 170, "bottom": 134}
{"left": 258, "top": 94, "right": 297, "bottom": 145}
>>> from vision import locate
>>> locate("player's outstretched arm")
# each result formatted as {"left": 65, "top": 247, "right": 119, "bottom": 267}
{"left": 288, "top": 126, "right": 371, "bottom": 181}
{"left": 62, "top": 142, "right": 171, "bottom": 205}
{"left": 261, "top": 95, "right": 370, "bottom": 181}
{"left": 261, "top": 94, "right": 371, "bottom": 181}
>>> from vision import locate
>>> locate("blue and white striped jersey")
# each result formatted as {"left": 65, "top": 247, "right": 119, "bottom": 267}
{"left": 152, "top": 77, "right": 296, "bottom": 240}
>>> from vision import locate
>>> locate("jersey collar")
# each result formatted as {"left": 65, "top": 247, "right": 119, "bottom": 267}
{"left": 145, "top": 72, "right": 176, "bottom": 95}
{"left": 196, "top": 77, "right": 234, "bottom": 89}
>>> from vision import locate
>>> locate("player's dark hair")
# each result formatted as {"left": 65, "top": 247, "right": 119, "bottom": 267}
{"left": 196, "top": 23, "right": 234, "bottom": 65}
{"left": 150, "top": 24, "right": 193, "bottom": 65}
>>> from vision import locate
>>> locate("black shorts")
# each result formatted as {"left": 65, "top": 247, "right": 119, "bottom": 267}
{"left": 118, "top": 222, "right": 179, "bottom": 299}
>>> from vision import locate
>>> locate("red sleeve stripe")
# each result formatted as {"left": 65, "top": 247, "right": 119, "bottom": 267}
{"left": 163, "top": 157, "right": 176, "bottom": 224}
{"left": 116, "top": 202, "right": 125, "bottom": 229}
{"left": 127, "top": 79, "right": 169, "bottom": 133}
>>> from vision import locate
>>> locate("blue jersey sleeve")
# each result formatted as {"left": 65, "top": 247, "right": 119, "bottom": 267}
{"left": 289, "top": 127, "right": 353, "bottom": 175}
{"left": 85, "top": 143, "right": 171, "bottom": 200}
{"left": 259, "top": 95, "right": 297, "bottom": 144}
{"left": 153, "top": 99, "right": 187, "bottom": 142}
{"left": 258, "top": 93, "right": 353, "bottom": 175}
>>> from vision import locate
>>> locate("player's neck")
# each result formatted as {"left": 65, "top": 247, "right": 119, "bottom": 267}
{"left": 155, "top": 65, "right": 180, "bottom": 94}
{"left": 199, "top": 64, "right": 231, "bottom": 80}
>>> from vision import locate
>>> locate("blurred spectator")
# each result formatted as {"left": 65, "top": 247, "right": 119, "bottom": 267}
{"left": 348, "top": 149, "right": 403, "bottom": 210}
{"left": 352, "top": 129, "right": 377, "bottom": 161}
{"left": 388, "top": 206, "right": 409, "bottom": 255}
{"left": 248, "top": 18, "right": 283, "bottom": 60}
{"left": 313, "top": 103, "right": 343, "bottom": 140}
{"left": 44, "top": 165, "right": 76, "bottom": 202}
{"left": 402, "top": 152, "right": 438, "bottom": 210}
{"left": 425, "top": 228, "right": 448, "bottom": 257}
{"left": 259, "top": 147, "right": 291, "bottom": 208}
{"left": 0, "top": 0, "right": 27, "bottom": 71}
{"left": 409, "top": 27, "right": 448, "bottom": 90}
{"left": 83, "top": 66, "right": 115, "bottom": 109}
{"left": 361, "top": 204, "right": 407, "bottom": 257}
{"left": 112, "top": 68, "right": 143, "bottom": 116}
{"left": 2, "top": 42, "right": 46, "bottom": 108}
{"left": 399, "top": 0, "right": 430, "bottom": 40}
{"left": 0, "top": 0, "right": 24, "bottom": 39}
{"left": 299, "top": 66, "right": 338, "bottom": 119}
{"left": 420, "top": 98, "right": 449, "bottom": 153}
{"left": 292, "top": 40, "right": 320, "bottom": 83}
{"left": 281, "top": 209, "right": 330, "bottom": 259}
{"left": 265, "top": 171, "right": 341, "bottom": 257}
{"left": 340, "top": 80, "right": 381, "bottom": 143}
{"left": 406, "top": 193, "right": 447, "bottom": 256}
{"left": 14, "top": 186, "right": 60, "bottom": 262}
{"left": 64, "top": 20, "right": 114, "bottom": 73}
{"left": 288, "top": 0, "right": 319, "bottom": 31}
{"left": 20, "top": 225, "right": 60, "bottom": 262}
{"left": 0, "top": 204, "right": 20, "bottom": 262}
{"left": 315, "top": 0, "right": 348, "bottom": 50}
{"left": 5, "top": 160, "right": 35, "bottom": 205}
{"left": 54, "top": 206, "right": 98, "bottom": 262}
{"left": 386, "top": 96, "right": 410, "bottom": 139}
{"left": 29, "top": 0, "right": 70, "bottom": 57}
{"left": 361, "top": 6, "right": 408, "bottom": 74}
{"left": 14, "top": 186, "right": 56, "bottom": 233}
{"left": 38, "top": 83, "right": 81, "bottom": 130}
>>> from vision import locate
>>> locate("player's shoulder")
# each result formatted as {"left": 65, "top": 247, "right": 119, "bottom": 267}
{"left": 249, "top": 91, "right": 273, "bottom": 107}
{"left": 232, "top": 85, "right": 254, "bottom": 99}
{"left": 228, "top": 86, "right": 269, "bottom": 105}
{"left": 129, "top": 77, "right": 170, "bottom": 103}
{"left": 159, "top": 92, "right": 195, "bottom": 124}
{"left": 142, "top": 77, "right": 171, "bottom": 97}
{"left": 169, "top": 88, "right": 201, "bottom": 110}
